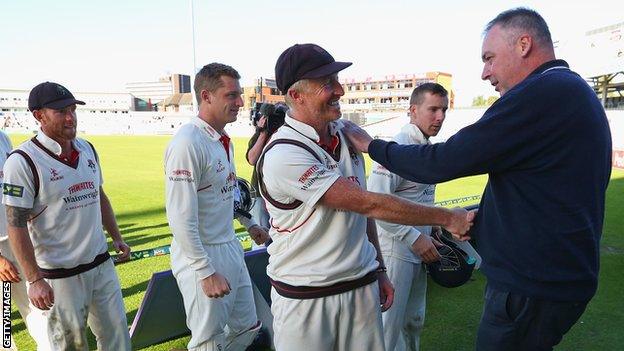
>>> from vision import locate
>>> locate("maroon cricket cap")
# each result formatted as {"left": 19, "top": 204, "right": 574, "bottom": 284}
{"left": 275, "top": 43, "right": 352, "bottom": 93}
{"left": 28, "top": 82, "right": 85, "bottom": 111}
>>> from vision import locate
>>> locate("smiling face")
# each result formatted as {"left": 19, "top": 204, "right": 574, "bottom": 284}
{"left": 410, "top": 92, "right": 448, "bottom": 138}
{"left": 205, "top": 75, "right": 243, "bottom": 130}
{"left": 298, "top": 74, "right": 345, "bottom": 123}
{"left": 481, "top": 24, "right": 525, "bottom": 96}
{"left": 35, "top": 104, "right": 78, "bottom": 143}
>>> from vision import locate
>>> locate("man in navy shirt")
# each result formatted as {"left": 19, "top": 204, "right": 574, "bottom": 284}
{"left": 343, "top": 8, "right": 612, "bottom": 351}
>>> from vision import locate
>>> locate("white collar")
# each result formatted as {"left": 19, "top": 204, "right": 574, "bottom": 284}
{"left": 35, "top": 130, "right": 77, "bottom": 156}
{"left": 189, "top": 116, "right": 228, "bottom": 141}
{"left": 284, "top": 114, "right": 343, "bottom": 143}
{"left": 400, "top": 123, "right": 430, "bottom": 145}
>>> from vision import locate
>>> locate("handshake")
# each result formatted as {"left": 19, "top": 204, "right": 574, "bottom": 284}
{"left": 443, "top": 207, "right": 477, "bottom": 241}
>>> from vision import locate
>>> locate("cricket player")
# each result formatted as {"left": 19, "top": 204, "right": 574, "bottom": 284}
{"left": 260, "top": 43, "right": 474, "bottom": 350}
{"left": 2, "top": 81, "right": 131, "bottom": 350}
{"left": 165, "top": 63, "right": 269, "bottom": 351}
{"left": 0, "top": 130, "right": 51, "bottom": 351}
{"left": 368, "top": 82, "right": 448, "bottom": 351}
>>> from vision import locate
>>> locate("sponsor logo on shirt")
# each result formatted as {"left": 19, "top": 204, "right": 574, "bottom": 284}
{"left": 2, "top": 184, "right": 23, "bottom": 198}
{"left": 62, "top": 188, "right": 99, "bottom": 205}
{"left": 216, "top": 160, "right": 226, "bottom": 173}
{"left": 68, "top": 181, "right": 95, "bottom": 194}
{"left": 372, "top": 167, "right": 392, "bottom": 178}
{"left": 300, "top": 168, "right": 326, "bottom": 191}
{"left": 220, "top": 172, "right": 237, "bottom": 194}
{"left": 50, "top": 168, "right": 64, "bottom": 181}
{"left": 298, "top": 165, "right": 319, "bottom": 183}
{"left": 169, "top": 169, "right": 194, "bottom": 183}
{"left": 172, "top": 169, "right": 191, "bottom": 177}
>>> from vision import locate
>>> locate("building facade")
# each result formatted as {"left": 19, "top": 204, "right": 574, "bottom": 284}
{"left": 340, "top": 71, "right": 454, "bottom": 113}
{"left": 126, "top": 73, "right": 191, "bottom": 110}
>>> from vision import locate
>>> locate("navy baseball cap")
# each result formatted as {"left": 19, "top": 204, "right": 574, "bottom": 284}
{"left": 275, "top": 43, "right": 352, "bottom": 93}
{"left": 28, "top": 82, "right": 85, "bottom": 111}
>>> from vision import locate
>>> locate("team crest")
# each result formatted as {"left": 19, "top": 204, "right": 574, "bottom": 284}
{"left": 88, "top": 159, "right": 97, "bottom": 173}
{"left": 50, "top": 168, "right": 64, "bottom": 181}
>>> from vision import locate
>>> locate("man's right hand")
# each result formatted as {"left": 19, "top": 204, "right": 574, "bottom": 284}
{"left": 443, "top": 208, "right": 476, "bottom": 240}
{"left": 0, "top": 256, "right": 21, "bottom": 283}
{"left": 341, "top": 120, "right": 374, "bottom": 153}
{"left": 28, "top": 279, "right": 54, "bottom": 310}
{"left": 411, "top": 235, "right": 441, "bottom": 263}
{"left": 201, "top": 272, "right": 231, "bottom": 298}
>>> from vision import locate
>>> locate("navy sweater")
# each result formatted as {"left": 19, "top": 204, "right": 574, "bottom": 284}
{"left": 369, "top": 60, "right": 612, "bottom": 301}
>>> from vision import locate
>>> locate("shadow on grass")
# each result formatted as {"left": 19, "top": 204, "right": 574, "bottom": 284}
{"left": 122, "top": 279, "right": 151, "bottom": 300}
{"left": 121, "top": 233, "right": 171, "bottom": 248}
{"left": 10, "top": 310, "right": 26, "bottom": 334}
{"left": 116, "top": 207, "right": 166, "bottom": 221}
{"left": 121, "top": 222, "right": 170, "bottom": 235}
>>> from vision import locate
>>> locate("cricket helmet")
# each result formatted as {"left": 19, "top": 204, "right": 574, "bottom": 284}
{"left": 426, "top": 230, "right": 476, "bottom": 288}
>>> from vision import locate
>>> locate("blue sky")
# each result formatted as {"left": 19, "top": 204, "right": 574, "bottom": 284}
{"left": 1, "top": 0, "right": 622, "bottom": 106}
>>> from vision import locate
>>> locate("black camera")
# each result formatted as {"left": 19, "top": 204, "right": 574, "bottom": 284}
{"left": 252, "top": 102, "right": 287, "bottom": 134}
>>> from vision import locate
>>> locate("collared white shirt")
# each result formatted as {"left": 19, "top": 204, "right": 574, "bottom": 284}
{"left": 2, "top": 130, "right": 106, "bottom": 268}
{"left": 368, "top": 123, "right": 435, "bottom": 264}
{"left": 0, "top": 131, "right": 12, "bottom": 239}
{"left": 261, "top": 115, "right": 378, "bottom": 286}
{"left": 165, "top": 116, "right": 251, "bottom": 281}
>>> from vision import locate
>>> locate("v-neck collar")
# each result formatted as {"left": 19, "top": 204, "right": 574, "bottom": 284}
{"left": 32, "top": 131, "right": 80, "bottom": 169}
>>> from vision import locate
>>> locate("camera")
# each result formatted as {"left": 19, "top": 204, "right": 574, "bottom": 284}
{"left": 251, "top": 102, "right": 287, "bottom": 134}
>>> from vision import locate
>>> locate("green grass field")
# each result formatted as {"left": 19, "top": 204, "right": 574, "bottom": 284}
{"left": 6, "top": 134, "right": 623, "bottom": 350}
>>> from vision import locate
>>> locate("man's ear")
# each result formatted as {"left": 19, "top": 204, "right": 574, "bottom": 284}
{"left": 288, "top": 88, "right": 301, "bottom": 104}
{"left": 201, "top": 89, "right": 211, "bottom": 104}
{"left": 32, "top": 109, "right": 43, "bottom": 122}
{"left": 517, "top": 34, "right": 533, "bottom": 58}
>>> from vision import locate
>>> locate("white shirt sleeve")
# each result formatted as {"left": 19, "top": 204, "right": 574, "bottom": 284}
{"left": 367, "top": 161, "right": 421, "bottom": 246}
{"left": 2, "top": 153, "right": 36, "bottom": 210}
{"left": 262, "top": 143, "right": 340, "bottom": 208}
{"left": 164, "top": 138, "right": 215, "bottom": 280}
{"left": 0, "top": 132, "right": 12, "bottom": 153}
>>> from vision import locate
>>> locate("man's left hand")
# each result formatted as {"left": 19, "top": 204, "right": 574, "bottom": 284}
{"left": 341, "top": 120, "right": 374, "bottom": 153}
{"left": 248, "top": 225, "right": 270, "bottom": 245}
{"left": 113, "top": 240, "right": 131, "bottom": 261}
{"left": 378, "top": 272, "right": 395, "bottom": 312}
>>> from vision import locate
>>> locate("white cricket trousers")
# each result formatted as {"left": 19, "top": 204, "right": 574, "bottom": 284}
{"left": 382, "top": 256, "right": 427, "bottom": 351}
{"left": 172, "top": 239, "right": 258, "bottom": 351}
{"left": 271, "top": 281, "right": 385, "bottom": 351}
{"left": 45, "top": 259, "right": 130, "bottom": 351}
{"left": 0, "top": 239, "right": 51, "bottom": 351}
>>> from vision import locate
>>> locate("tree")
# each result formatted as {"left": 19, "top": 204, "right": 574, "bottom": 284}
{"left": 472, "top": 95, "right": 499, "bottom": 107}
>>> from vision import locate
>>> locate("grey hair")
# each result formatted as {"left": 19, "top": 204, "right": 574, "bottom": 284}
{"left": 284, "top": 79, "right": 309, "bottom": 109}
{"left": 484, "top": 7, "right": 553, "bottom": 48}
